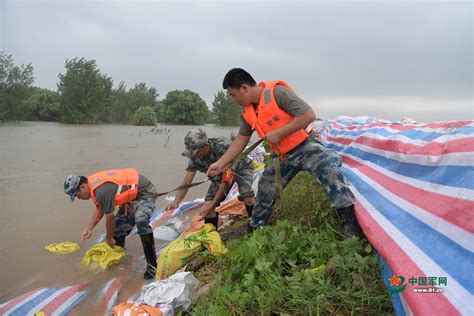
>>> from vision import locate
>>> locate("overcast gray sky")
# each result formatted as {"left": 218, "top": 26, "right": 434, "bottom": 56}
{"left": 2, "top": 0, "right": 472, "bottom": 122}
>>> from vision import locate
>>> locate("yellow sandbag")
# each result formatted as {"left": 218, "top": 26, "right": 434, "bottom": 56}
{"left": 44, "top": 242, "right": 80, "bottom": 254}
{"left": 82, "top": 242, "right": 125, "bottom": 270}
{"left": 156, "top": 223, "right": 228, "bottom": 280}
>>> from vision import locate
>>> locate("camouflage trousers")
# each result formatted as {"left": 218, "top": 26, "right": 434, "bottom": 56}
{"left": 249, "top": 135, "right": 354, "bottom": 228}
{"left": 205, "top": 157, "right": 255, "bottom": 202}
{"left": 113, "top": 184, "right": 157, "bottom": 237}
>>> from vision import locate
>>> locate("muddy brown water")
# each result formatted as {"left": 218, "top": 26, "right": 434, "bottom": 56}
{"left": 0, "top": 121, "right": 240, "bottom": 314}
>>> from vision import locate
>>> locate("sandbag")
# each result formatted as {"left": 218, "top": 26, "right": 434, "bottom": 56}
{"left": 156, "top": 223, "right": 228, "bottom": 280}
{"left": 44, "top": 242, "right": 80, "bottom": 254}
{"left": 153, "top": 218, "right": 184, "bottom": 241}
{"left": 140, "top": 272, "right": 198, "bottom": 312}
{"left": 82, "top": 242, "right": 125, "bottom": 270}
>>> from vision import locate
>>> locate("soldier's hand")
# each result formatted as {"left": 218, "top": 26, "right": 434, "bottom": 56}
{"left": 195, "top": 211, "right": 208, "bottom": 222}
{"left": 166, "top": 201, "right": 179, "bottom": 211}
{"left": 265, "top": 130, "right": 281, "bottom": 144}
{"left": 207, "top": 162, "right": 224, "bottom": 177}
{"left": 82, "top": 228, "right": 92, "bottom": 241}
{"left": 106, "top": 237, "right": 116, "bottom": 247}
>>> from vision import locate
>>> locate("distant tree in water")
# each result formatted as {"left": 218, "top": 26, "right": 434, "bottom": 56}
{"left": 23, "top": 87, "right": 61, "bottom": 121}
{"left": 212, "top": 90, "right": 241, "bottom": 126}
{"left": 158, "top": 89, "right": 212, "bottom": 125}
{"left": 0, "top": 52, "right": 34, "bottom": 122}
{"left": 133, "top": 106, "right": 157, "bottom": 126}
{"left": 1, "top": 53, "right": 216, "bottom": 126}
{"left": 57, "top": 57, "right": 113, "bottom": 124}
{"left": 110, "top": 81, "right": 159, "bottom": 124}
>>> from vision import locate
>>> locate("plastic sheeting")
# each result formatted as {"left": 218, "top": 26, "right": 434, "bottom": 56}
{"left": 0, "top": 283, "right": 89, "bottom": 315}
{"left": 320, "top": 117, "right": 474, "bottom": 315}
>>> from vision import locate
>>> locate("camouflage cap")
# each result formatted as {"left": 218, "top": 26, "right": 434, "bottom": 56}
{"left": 64, "top": 174, "right": 81, "bottom": 202}
{"left": 182, "top": 128, "right": 208, "bottom": 158}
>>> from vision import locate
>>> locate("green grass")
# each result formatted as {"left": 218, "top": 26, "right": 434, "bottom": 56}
{"left": 192, "top": 172, "right": 393, "bottom": 315}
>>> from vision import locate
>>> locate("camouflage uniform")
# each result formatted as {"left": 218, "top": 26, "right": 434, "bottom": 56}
{"left": 113, "top": 184, "right": 157, "bottom": 237}
{"left": 184, "top": 130, "right": 255, "bottom": 202}
{"left": 249, "top": 134, "right": 354, "bottom": 228}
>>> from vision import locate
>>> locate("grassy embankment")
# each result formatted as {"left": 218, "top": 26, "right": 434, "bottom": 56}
{"left": 191, "top": 172, "right": 393, "bottom": 315}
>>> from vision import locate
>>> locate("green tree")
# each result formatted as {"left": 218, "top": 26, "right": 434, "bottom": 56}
{"left": 159, "top": 89, "right": 211, "bottom": 125}
{"left": 0, "top": 52, "right": 34, "bottom": 121}
{"left": 109, "top": 81, "right": 130, "bottom": 123}
{"left": 129, "top": 82, "right": 158, "bottom": 112}
{"left": 23, "top": 87, "right": 61, "bottom": 121}
{"left": 133, "top": 105, "right": 157, "bottom": 126}
{"left": 212, "top": 90, "right": 241, "bottom": 126}
{"left": 109, "top": 81, "right": 159, "bottom": 124}
{"left": 57, "top": 57, "right": 112, "bottom": 124}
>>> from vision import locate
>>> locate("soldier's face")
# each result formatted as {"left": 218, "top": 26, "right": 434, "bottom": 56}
{"left": 227, "top": 85, "right": 251, "bottom": 106}
{"left": 76, "top": 183, "right": 91, "bottom": 200}
{"left": 194, "top": 144, "right": 210, "bottom": 159}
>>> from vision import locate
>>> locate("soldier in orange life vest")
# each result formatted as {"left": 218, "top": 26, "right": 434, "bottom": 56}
{"left": 64, "top": 168, "right": 158, "bottom": 279}
{"left": 207, "top": 68, "right": 362, "bottom": 238}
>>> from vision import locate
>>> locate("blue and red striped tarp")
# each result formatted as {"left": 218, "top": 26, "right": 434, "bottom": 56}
{"left": 0, "top": 283, "right": 89, "bottom": 316}
{"left": 319, "top": 117, "right": 474, "bottom": 315}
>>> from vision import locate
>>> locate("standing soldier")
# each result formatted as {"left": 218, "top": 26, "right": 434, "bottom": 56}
{"left": 207, "top": 68, "right": 362, "bottom": 238}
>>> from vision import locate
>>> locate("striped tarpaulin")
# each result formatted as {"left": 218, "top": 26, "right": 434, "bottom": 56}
{"left": 95, "top": 198, "right": 205, "bottom": 244}
{"left": 96, "top": 275, "right": 127, "bottom": 312}
{"left": 319, "top": 117, "right": 474, "bottom": 315}
{"left": 0, "top": 283, "right": 89, "bottom": 316}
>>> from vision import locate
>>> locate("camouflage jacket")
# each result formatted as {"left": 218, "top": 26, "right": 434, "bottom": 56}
{"left": 186, "top": 137, "right": 253, "bottom": 183}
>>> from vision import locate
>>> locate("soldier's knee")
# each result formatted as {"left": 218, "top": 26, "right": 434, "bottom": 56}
{"left": 244, "top": 197, "right": 255, "bottom": 206}
{"left": 134, "top": 211, "right": 150, "bottom": 226}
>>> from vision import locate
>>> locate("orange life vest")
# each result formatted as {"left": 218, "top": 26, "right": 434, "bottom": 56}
{"left": 88, "top": 168, "right": 140, "bottom": 219}
{"left": 241, "top": 80, "right": 309, "bottom": 155}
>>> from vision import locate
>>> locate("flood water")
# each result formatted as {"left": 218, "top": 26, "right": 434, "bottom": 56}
{"left": 0, "top": 121, "right": 240, "bottom": 314}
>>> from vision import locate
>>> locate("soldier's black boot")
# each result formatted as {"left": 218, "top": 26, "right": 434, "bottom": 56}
{"left": 204, "top": 215, "right": 219, "bottom": 229}
{"left": 140, "top": 233, "right": 157, "bottom": 280}
{"left": 245, "top": 204, "right": 254, "bottom": 218}
{"left": 336, "top": 204, "right": 363, "bottom": 239}
{"left": 114, "top": 235, "right": 126, "bottom": 248}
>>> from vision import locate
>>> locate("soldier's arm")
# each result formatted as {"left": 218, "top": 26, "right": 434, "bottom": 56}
{"left": 266, "top": 86, "right": 317, "bottom": 143}
{"left": 82, "top": 210, "right": 103, "bottom": 241}
{"left": 208, "top": 182, "right": 230, "bottom": 210}
{"left": 207, "top": 135, "right": 251, "bottom": 176}
{"left": 104, "top": 212, "right": 116, "bottom": 246}
{"left": 88, "top": 210, "right": 102, "bottom": 230}
{"left": 83, "top": 184, "right": 115, "bottom": 239}
{"left": 267, "top": 109, "right": 316, "bottom": 143}
{"left": 166, "top": 170, "right": 196, "bottom": 210}
{"left": 197, "top": 182, "right": 230, "bottom": 220}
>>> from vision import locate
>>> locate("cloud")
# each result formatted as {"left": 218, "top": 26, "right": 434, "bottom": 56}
{"left": 2, "top": 0, "right": 472, "bottom": 121}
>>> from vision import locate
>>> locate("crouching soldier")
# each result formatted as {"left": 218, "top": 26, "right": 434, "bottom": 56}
{"left": 64, "top": 168, "right": 158, "bottom": 279}
{"left": 166, "top": 129, "right": 256, "bottom": 228}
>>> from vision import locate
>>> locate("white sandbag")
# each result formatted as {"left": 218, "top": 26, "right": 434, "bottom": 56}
{"left": 153, "top": 218, "right": 184, "bottom": 241}
{"left": 139, "top": 272, "right": 199, "bottom": 312}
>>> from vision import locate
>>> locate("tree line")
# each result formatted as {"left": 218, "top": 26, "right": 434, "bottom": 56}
{"left": 0, "top": 52, "right": 241, "bottom": 126}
